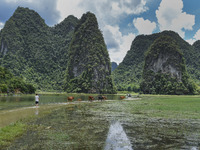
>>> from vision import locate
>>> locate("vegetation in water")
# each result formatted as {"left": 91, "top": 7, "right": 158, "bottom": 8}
{"left": 1, "top": 95, "right": 200, "bottom": 149}
{"left": 0, "top": 122, "right": 27, "bottom": 148}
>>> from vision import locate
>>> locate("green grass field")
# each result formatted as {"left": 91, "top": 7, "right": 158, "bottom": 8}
{"left": 132, "top": 95, "right": 200, "bottom": 119}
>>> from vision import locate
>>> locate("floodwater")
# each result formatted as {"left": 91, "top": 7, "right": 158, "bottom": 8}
{"left": 1, "top": 95, "right": 200, "bottom": 149}
{"left": 105, "top": 120, "right": 133, "bottom": 150}
{"left": 0, "top": 94, "right": 120, "bottom": 127}
{"left": 0, "top": 94, "right": 121, "bottom": 110}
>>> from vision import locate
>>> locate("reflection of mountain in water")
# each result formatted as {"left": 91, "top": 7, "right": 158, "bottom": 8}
{"left": 104, "top": 121, "right": 133, "bottom": 150}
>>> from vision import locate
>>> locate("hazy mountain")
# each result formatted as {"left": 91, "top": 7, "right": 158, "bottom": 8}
{"left": 111, "top": 62, "right": 118, "bottom": 72}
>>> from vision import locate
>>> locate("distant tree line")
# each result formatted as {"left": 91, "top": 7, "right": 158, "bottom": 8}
{"left": 0, "top": 66, "right": 36, "bottom": 94}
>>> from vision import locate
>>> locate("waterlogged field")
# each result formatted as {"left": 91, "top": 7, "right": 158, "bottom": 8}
{"left": 0, "top": 94, "right": 200, "bottom": 149}
{"left": 0, "top": 94, "right": 120, "bottom": 127}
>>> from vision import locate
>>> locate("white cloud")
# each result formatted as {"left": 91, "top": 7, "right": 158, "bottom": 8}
{"left": 194, "top": 29, "right": 200, "bottom": 41}
{"left": 187, "top": 28, "right": 200, "bottom": 45}
{"left": 3, "top": 0, "right": 60, "bottom": 25}
{"left": 156, "top": 0, "right": 195, "bottom": 38}
{"left": 103, "top": 25, "right": 121, "bottom": 50}
{"left": 103, "top": 25, "right": 135, "bottom": 64}
{"left": 133, "top": 17, "right": 156, "bottom": 35}
{"left": 57, "top": 0, "right": 148, "bottom": 27}
{"left": 56, "top": 0, "right": 146, "bottom": 63}
{"left": 57, "top": 0, "right": 148, "bottom": 21}
{"left": 0, "top": 22, "right": 4, "bottom": 30}
{"left": 186, "top": 39, "right": 196, "bottom": 45}
{"left": 57, "top": 0, "right": 85, "bottom": 21}
{"left": 109, "top": 0, "right": 148, "bottom": 18}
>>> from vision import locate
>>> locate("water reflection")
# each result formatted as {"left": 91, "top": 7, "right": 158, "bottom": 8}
{"left": 105, "top": 121, "right": 133, "bottom": 150}
{"left": 0, "top": 105, "right": 62, "bottom": 127}
{"left": 35, "top": 107, "right": 39, "bottom": 115}
{"left": 0, "top": 94, "right": 121, "bottom": 111}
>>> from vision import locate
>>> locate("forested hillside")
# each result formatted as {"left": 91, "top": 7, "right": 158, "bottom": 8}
{"left": 112, "top": 31, "right": 200, "bottom": 92}
{"left": 65, "top": 12, "right": 116, "bottom": 94}
{"left": 0, "top": 66, "right": 35, "bottom": 93}
{"left": 1, "top": 7, "right": 200, "bottom": 93}
{"left": 0, "top": 7, "right": 78, "bottom": 91}
{"left": 141, "top": 36, "right": 196, "bottom": 95}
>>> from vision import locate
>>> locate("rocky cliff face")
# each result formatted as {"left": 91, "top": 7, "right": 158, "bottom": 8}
{"left": 141, "top": 36, "right": 196, "bottom": 95}
{"left": 112, "top": 30, "right": 200, "bottom": 91}
{"left": 146, "top": 48, "right": 183, "bottom": 82}
{"left": 65, "top": 12, "right": 116, "bottom": 94}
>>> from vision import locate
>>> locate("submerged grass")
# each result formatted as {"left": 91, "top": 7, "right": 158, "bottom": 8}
{"left": 87, "top": 95, "right": 200, "bottom": 120}
{"left": 130, "top": 95, "right": 200, "bottom": 119}
{"left": 6, "top": 103, "right": 109, "bottom": 150}
{"left": 1, "top": 95, "right": 200, "bottom": 149}
{"left": 0, "top": 122, "right": 27, "bottom": 148}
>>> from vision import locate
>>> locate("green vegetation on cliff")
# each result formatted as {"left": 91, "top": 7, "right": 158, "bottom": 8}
{"left": 0, "top": 66, "right": 35, "bottom": 93}
{"left": 65, "top": 12, "right": 116, "bottom": 94}
{"left": 0, "top": 7, "right": 78, "bottom": 91}
{"left": 112, "top": 31, "right": 200, "bottom": 92}
{"left": 1, "top": 7, "right": 200, "bottom": 94}
{"left": 140, "top": 36, "right": 196, "bottom": 95}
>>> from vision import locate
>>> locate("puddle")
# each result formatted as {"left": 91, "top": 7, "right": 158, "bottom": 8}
{"left": 105, "top": 120, "right": 133, "bottom": 150}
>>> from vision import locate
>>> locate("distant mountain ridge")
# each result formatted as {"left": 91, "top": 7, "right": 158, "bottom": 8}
{"left": 112, "top": 30, "right": 200, "bottom": 91}
{"left": 111, "top": 62, "right": 118, "bottom": 72}
{"left": 0, "top": 7, "right": 79, "bottom": 91}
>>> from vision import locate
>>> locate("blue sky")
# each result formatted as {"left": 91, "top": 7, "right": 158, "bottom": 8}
{"left": 0, "top": 0, "right": 200, "bottom": 64}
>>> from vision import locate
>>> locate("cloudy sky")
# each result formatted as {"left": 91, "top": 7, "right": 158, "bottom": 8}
{"left": 0, "top": 0, "right": 200, "bottom": 64}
